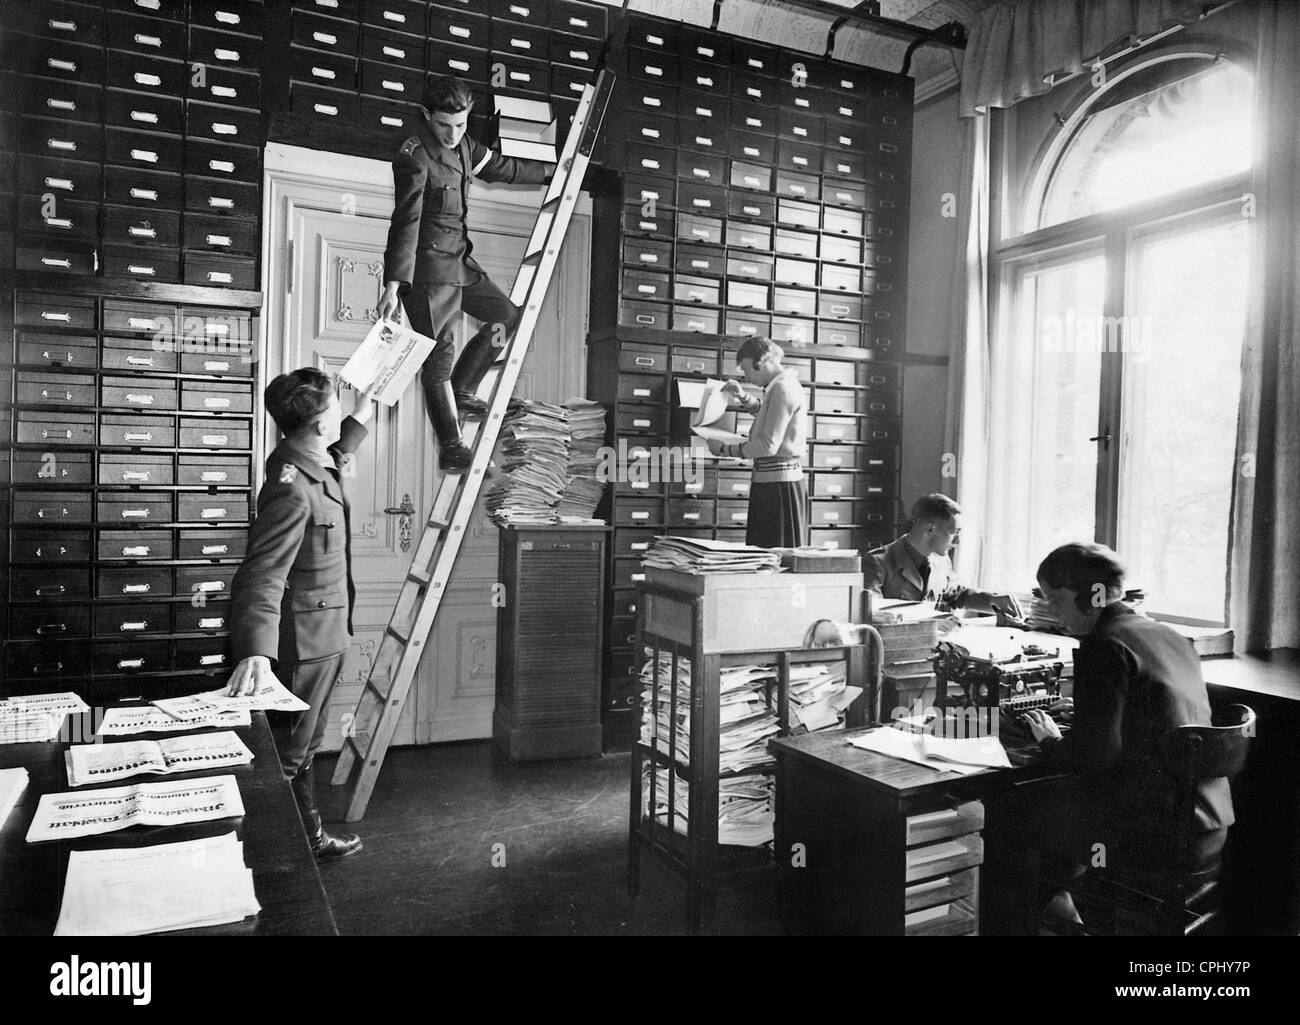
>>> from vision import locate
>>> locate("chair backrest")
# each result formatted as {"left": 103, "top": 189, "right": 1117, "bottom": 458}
{"left": 1159, "top": 704, "right": 1256, "bottom": 783}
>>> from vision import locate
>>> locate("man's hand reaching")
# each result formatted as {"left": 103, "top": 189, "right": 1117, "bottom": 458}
{"left": 377, "top": 281, "right": 402, "bottom": 322}
{"left": 226, "top": 655, "right": 274, "bottom": 697}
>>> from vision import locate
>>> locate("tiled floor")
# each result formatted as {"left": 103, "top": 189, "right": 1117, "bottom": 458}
{"left": 313, "top": 742, "right": 785, "bottom": 936}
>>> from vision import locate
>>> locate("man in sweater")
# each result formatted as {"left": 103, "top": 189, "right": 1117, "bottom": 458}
{"left": 706, "top": 337, "right": 808, "bottom": 548}
{"left": 377, "top": 75, "right": 552, "bottom": 473}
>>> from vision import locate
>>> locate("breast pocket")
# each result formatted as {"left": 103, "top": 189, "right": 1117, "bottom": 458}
{"left": 308, "top": 514, "right": 340, "bottom": 555}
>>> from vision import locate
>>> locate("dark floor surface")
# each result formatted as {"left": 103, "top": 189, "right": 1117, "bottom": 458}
{"left": 313, "top": 741, "right": 785, "bottom": 936}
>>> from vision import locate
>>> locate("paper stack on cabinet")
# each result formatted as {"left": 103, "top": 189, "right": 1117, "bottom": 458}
{"left": 641, "top": 536, "right": 781, "bottom": 574}
{"left": 558, "top": 398, "right": 607, "bottom": 521}
{"left": 486, "top": 399, "right": 571, "bottom": 525}
{"left": 787, "top": 663, "right": 863, "bottom": 732}
{"left": 54, "top": 831, "right": 260, "bottom": 936}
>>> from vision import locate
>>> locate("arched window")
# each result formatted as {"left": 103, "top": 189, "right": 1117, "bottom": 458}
{"left": 986, "top": 52, "right": 1254, "bottom": 623}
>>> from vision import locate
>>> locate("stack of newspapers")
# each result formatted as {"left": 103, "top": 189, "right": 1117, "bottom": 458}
{"left": 558, "top": 398, "right": 607, "bottom": 521}
{"left": 641, "top": 536, "right": 781, "bottom": 574}
{"left": 487, "top": 399, "right": 571, "bottom": 525}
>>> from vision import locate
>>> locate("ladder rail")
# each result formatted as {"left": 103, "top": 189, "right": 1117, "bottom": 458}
{"left": 331, "top": 72, "right": 615, "bottom": 820}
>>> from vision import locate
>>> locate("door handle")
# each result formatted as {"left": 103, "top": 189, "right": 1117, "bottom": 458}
{"left": 384, "top": 493, "right": 415, "bottom": 553}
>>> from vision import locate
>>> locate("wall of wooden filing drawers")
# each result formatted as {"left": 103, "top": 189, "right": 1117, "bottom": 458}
{"left": 586, "top": 12, "right": 913, "bottom": 734}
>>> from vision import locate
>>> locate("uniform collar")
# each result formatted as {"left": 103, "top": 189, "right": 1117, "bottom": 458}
{"left": 272, "top": 437, "right": 329, "bottom": 483}
{"left": 415, "top": 118, "right": 463, "bottom": 170}
{"left": 887, "top": 536, "right": 928, "bottom": 593}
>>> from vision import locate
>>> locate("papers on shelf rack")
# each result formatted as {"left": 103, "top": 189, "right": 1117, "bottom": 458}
{"left": 871, "top": 599, "right": 951, "bottom": 625}
{"left": 54, "top": 831, "right": 260, "bottom": 936}
{"left": 97, "top": 706, "right": 252, "bottom": 736}
{"left": 151, "top": 678, "right": 308, "bottom": 722}
{"left": 848, "top": 726, "right": 1010, "bottom": 775}
{"left": 27, "top": 775, "right": 245, "bottom": 842}
{"left": 0, "top": 692, "right": 91, "bottom": 745}
{"left": 0, "top": 768, "right": 29, "bottom": 829}
{"left": 339, "top": 317, "right": 437, "bottom": 406}
{"left": 66, "top": 732, "right": 254, "bottom": 787}
{"left": 641, "top": 536, "right": 781, "bottom": 574}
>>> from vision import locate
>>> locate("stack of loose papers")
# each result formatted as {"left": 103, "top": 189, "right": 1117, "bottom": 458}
{"left": 486, "top": 399, "right": 571, "bottom": 525}
{"left": 848, "top": 726, "right": 1010, "bottom": 775}
{"left": 0, "top": 767, "right": 29, "bottom": 828}
{"left": 641, "top": 536, "right": 781, "bottom": 574}
{"left": 54, "top": 832, "right": 259, "bottom": 936}
{"left": 98, "top": 706, "right": 252, "bottom": 736}
{"left": 27, "top": 775, "right": 245, "bottom": 842}
{"left": 787, "top": 663, "right": 863, "bottom": 732}
{"left": 0, "top": 692, "right": 91, "bottom": 744}
{"left": 558, "top": 398, "right": 607, "bottom": 521}
{"left": 66, "top": 733, "right": 254, "bottom": 787}
{"left": 151, "top": 678, "right": 308, "bottom": 723}
{"left": 871, "top": 599, "right": 951, "bottom": 625}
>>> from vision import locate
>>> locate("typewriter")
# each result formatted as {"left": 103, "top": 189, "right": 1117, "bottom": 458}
{"left": 932, "top": 630, "right": 1065, "bottom": 715}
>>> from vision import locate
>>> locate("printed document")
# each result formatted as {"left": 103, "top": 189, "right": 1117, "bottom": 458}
{"left": 340, "top": 316, "right": 437, "bottom": 406}
{"left": 66, "top": 732, "right": 254, "bottom": 787}
{"left": 27, "top": 775, "right": 245, "bottom": 842}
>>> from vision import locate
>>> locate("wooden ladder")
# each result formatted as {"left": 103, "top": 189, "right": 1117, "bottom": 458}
{"left": 331, "top": 71, "right": 615, "bottom": 821}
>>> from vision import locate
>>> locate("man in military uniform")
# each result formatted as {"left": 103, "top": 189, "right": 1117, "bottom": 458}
{"left": 377, "top": 75, "right": 553, "bottom": 472}
{"left": 227, "top": 368, "right": 375, "bottom": 862}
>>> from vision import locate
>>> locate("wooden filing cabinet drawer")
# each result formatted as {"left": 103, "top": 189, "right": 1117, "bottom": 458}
{"left": 102, "top": 300, "right": 172, "bottom": 336}
{"left": 16, "top": 195, "right": 99, "bottom": 239}
{"left": 103, "top": 168, "right": 183, "bottom": 211}
{"left": 359, "top": 59, "right": 423, "bottom": 102}
{"left": 104, "top": 87, "right": 184, "bottom": 135}
{"left": 183, "top": 214, "right": 258, "bottom": 255}
{"left": 616, "top": 374, "right": 667, "bottom": 404}
{"left": 176, "top": 492, "right": 250, "bottom": 524}
{"left": 107, "top": 11, "right": 187, "bottom": 55}
{"left": 11, "top": 490, "right": 92, "bottom": 525}
{"left": 776, "top": 172, "right": 820, "bottom": 203}
{"left": 5, "top": 2, "right": 106, "bottom": 44}
{"left": 99, "top": 453, "right": 174, "bottom": 487}
{"left": 623, "top": 203, "right": 673, "bottom": 239}
{"left": 6, "top": 640, "right": 91, "bottom": 681}
{"left": 779, "top": 109, "right": 824, "bottom": 146}
{"left": 670, "top": 347, "right": 719, "bottom": 376}
{"left": 177, "top": 455, "right": 251, "bottom": 487}
{"left": 771, "top": 315, "right": 815, "bottom": 345}
{"left": 16, "top": 371, "right": 97, "bottom": 407}
{"left": 288, "top": 83, "right": 359, "bottom": 128}
{"left": 362, "top": 24, "right": 426, "bottom": 68}
{"left": 492, "top": 20, "right": 549, "bottom": 62}
{"left": 905, "top": 833, "right": 983, "bottom": 884}
{"left": 715, "top": 500, "right": 749, "bottom": 528}
{"left": 778, "top": 138, "right": 821, "bottom": 176}
{"left": 102, "top": 205, "right": 181, "bottom": 248}
{"left": 676, "top": 182, "right": 725, "bottom": 217}
{"left": 774, "top": 256, "right": 818, "bottom": 289}
{"left": 175, "top": 637, "right": 233, "bottom": 671}
{"left": 101, "top": 245, "right": 181, "bottom": 284}
{"left": 676, "top": 214, "right": 723, "bottom": 247}
{"left": 100, "top": 414, "right": 176, "bottom": 448}
{"left": 179, "top": 417, "right": 250, "bottom": 449}
{"left": 614, "top": 497, "right": 663, "bottom": 527}
{"left": 10, "top": 449, "right": 93, "bottom": 486}
{"left": 616, "top": 344, "right": 668, "bottom": 376}
{"left": 622, "top": 269, "right": 670, "bottom": 303}
{"left": 97, "top": 492, "right": 172, "bottom": 525}
{"left": 93, "top": 640, "right": 170, "bottom": 676}
{"left": 363, "top": 0, "right": 427, "bottom": 34}
{"left": 774, "top": 287, "right": 817, "bottom": 319}
{"left": 98, "top": 563, "right": 172, "bottom": 599}
{"left": 678, "top": 89, "right": 727, "bottom": 132}
{"left": 724, "top": 310, "right": 771, "bottom": 339}
{"left": 426, "top": 40, "right": 489, "bottom": 83}
{"left": 727, "top": 280, "right": 770, "bottom": 311}
{"left": 904, "top": 868, "right": 978, "bottom": 916}
{"left": 682, "top": 62, "right": 727, "bottom": 95}
{"left": 11, "top": 566, "right": 91, "bottom": 600}
{"left": 18, "top": 37, "right": 105, "bottom": 83}
{"left": 489, "top": 52, "right": 549, "bottom": 95}
{"left": 678, "top": 151, "right": 725, "bottom": 187}
{"left": 673, "top": 275, "right": 720, "bottom": 306}
{"left": 813, "top": 359, "right": 860, "bottom": 388}
{"left": 729, "top": 128, "right": 776, "bottom": 166}
{"left": 731, "top": 97, "right": 775, "bottom": 136}
{"left": 191, "top": 2, "right": 265, "bottom": 38}
{"left": 809, "top": 500, "right": 863, "bottom": 528}
{"left": 175, "top": 601, "right": 234, "bottom": 633}
{"left": 180, "top": 349, "right": 254, "bottom": 378}
{"left": 818, "top": 295, "right": 863, "bottom": 324}
{"left": 821, "top": 265, "right": 863, "bottom": 294}
{"left": 667, "top": 498, "right": 714, "bottom": 527}
{"left": 191, "top": 26, "right": 263, "bottom": 71}
{"left": 551, "top": 0, "right": 607, "bottom": 38}
{"left": 822, "top": 236, "right": 863, "bottom": 267}
{"left": 613, "top": 529, "right": 658, "bottom": 559}
{"left": 105, "top": 127, "right": 184, "bottom": 174}
{"left": 95, "top": 602, "right": 172, "bottom": 637}
{"left": 551, "top": 31, "right": 600, "bottom": 70}
{"left": 185, "top": 252, "right": 257, "bottom": 290}
{"left": 774, "top": 228, "right": 819, "bottom": 260}
{"left": 292, "top": 47, "right": 359, "bottom": 91}
{"left": 99, "top": 529, "right": 175, "bottom": 561}
{"left": 727, "top": 222, "right": 773, "bottom": 253}
{"left": 729, "top": 160, "right": 773, "bottom": 194}
{"left": 629, "top": 45, "right": 677, "bottom": 86}
{"left": 10, "top": 604, "right": 92, "bottom": 641}
{"left": 14, "top": 332, "right": 98, "bottom": 370}
{"left": 716, "top": 470, "right": 752, "bottom": 500}
{"left": 19, "top": 115, "right": 103, "bottom": 163}
{"left": 818, "top": 321, "right": 864, "bottom": 348}
{"left": 626, "top": 109, "right": 677, "bottom": 149}
{"left": 727, "top": 189, "right": 775, "bottom": 223}
{"left": 906, "top": 801, "right": 985, "bottom": 846}
{"left": 823, "top": 150, "right": 868, "bottom": 182}
{"left": 824, "top": 206, "right": 867, "bottom": 238}
{"left": 427, "top": 7, "right": 488, "bottom": 49}
{"left": 178, "top": 528, "right": 247, "bottom": 561}
{"left": 623, "top": 237, "right": 672, "bottom": 271}
{"left": 16, "top": 410, "right": 96, "bottom": 446}
{"left": 624, "top": 174, "right": 675, "bottom": 210}
{"left": 297, "top": 0, "right": 362, "bottom": 20}
{"left": 292, "top": 10, "right": 361, "bottom": 54}
{"left": 186, "top": 139, "right": 261, "bottom": 183}
{"left": 15, "top": 239, "right": 96, "bottom": 277}
{"left": 615, "top": 407, "right": 668, "bottom": 435}
{"left": 186, "top": 101, "right": 260, "bottom": 147}
{"left": 626, "top": 141, "right": 675, "bottom": 181}
{"left": 359, "top": 96, "right": 422, "bottom": 135}
{"left": 619, "top": 300, "right": 670, "bottom": 332}
{"left": 19, "top": 155, "right": 102, "bottom": 203}
{"left": 611, "top": 558, "right": 649, "bottom": 591}
{"left": 810, "top": 472, "right": 860, "bottom": 499}
{"left": 808, "top": 528, "right": 856, "bottom": 552}
{"left": 102, "top": 376, "right": 177, "bottom": 411}
{"left": 176, "top": 564, "right": 239, "bottom": 598}
{"left": 777, "top": 199, "right": 820, "bottom": 230}
{"left": 101, "top": 335, "right": 176, "bottom": 374}
{"left": 675, "top": 244, "right": 725, "bottom": 279}
{"left": 809, "top": 443, "right": 864, "bottom": 471}
{"left": 673, "top": 307, "right": 721, "bottom": 334}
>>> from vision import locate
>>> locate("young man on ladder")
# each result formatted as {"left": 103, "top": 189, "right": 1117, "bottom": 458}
{"left": 377, "top": 75, "right": 554, "bottom": 472}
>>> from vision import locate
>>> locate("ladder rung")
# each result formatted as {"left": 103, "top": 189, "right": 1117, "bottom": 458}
{"left": 386, "top": 625, "right": 410, "bottom": 646}
{"left": 408, "top": 569, "right": 430, "bottom": 588}
{"left": 365, "top": 677, "right": 387, "bottom": 702}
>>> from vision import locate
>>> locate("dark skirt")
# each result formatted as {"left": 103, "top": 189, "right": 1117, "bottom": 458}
{"left": 746, "top": 478, "right": 808, "bottom": 548}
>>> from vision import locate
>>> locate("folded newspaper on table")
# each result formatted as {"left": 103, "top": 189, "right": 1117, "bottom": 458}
{"left": 66, "top": 732, "right": 254, "bottom": 787}
{"left": 98, "top": 705, "right": 252, "bottom": 736}
{"left": 0, "top": 691, "right": 91, "bottom": 744}
{"left": 340, "top": 316, "right": 437, "bottom": 406}
{"left": 54, "top": 831, "right": 260, "bottom": 936}
{"left": 0, "top": 768, "right": 29, "bottom": 829}
{"left": 27, "top": 775, "right": 245, "bottom": 843}
{"left": 151, "top": 677, "right": 309, "bottom": 722}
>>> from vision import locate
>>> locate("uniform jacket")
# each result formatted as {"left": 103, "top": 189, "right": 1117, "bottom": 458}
{"left": 382, "top": 117, "right": 549, "bottom": 289}
{"left": 1040, "top": 603, "right": 1234, "bottom": 833}
{"left": 229, "top": 417, "right": 367, "bottom": 666}
{"left": 863, "top": 536, "right": 971, "bottom": 606}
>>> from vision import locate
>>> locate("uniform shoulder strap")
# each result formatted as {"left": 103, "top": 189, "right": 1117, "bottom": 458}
{"left": 398, "top": 136, "right": 421, "bottom": 157}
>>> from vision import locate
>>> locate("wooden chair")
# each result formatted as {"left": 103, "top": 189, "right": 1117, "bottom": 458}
{"left": 1056, "top": 703, "right": 1256, "bottom": 936}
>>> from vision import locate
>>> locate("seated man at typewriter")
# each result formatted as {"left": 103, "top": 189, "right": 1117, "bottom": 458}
{"left": 1001, "top": 542, "right": 1233, "bottom": 932}
{"left": 864, "top": 493, "right": 1021, "bottom": 618}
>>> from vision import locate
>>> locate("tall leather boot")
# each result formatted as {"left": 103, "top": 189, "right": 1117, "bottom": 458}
{"left": 291, "top": 764, "right": 362, "bottom": 863}
{"left": 431, "top": 380, "right": 474, "bottom": 473}
{"left": 449, "top": 330, "right": 500, "bottom": 418}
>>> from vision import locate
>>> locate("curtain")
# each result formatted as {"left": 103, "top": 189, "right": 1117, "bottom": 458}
{"left": 959, "top": 0, "right": 1213, "bottom": 117}
{"left": 1228, "top": 3, "right": 1300, "bottom": 651}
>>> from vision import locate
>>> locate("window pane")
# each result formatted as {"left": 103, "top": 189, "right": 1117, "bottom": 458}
{"left": 986, "top": 257, "right": 1104, "bottom": 592}
{"left": 1117, "top": 219, "right": 1249, "bottom": 622}
{"left": 1041, "top": 62, "right": 1253, "bottom": 227}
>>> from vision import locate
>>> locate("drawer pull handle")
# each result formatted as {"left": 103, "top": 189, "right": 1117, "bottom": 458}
{"left": 381, "top": 80, "right": 405, "bottom": 93}
{"left": 120, "top": 621, "right": 148, "bottom": 632}
{"left": 133, "top": 73, "right": 162, "bottom": 88}
{"left": 209, "top": 160, "right": 235, "bottom": 173}
{"left": 35, "top": 546, "right": 69, "bottom": 557}
{"left": 204, "top": 397, "right": 233, "bottom": 409}
{"left": 731, "top": 513, "right": 747, "bottom": 522}
{"left": 33, "top": 662, "right": 64, "bottom": 675}
{"left": 200, "top": 508, "right": 229, "bottom": 520}
{"left": 48, "top": 57, "right": 76, "bottom": 72}
{"left": 314, "top": 104, "right": 339, "bottom": 116}
{"left": 637, "top": 253, "right": 659, "bottom": 263}
{"left": 122, "top": 583, "right": 151, "bottom": 594}
{"left": 202, "top": 435, "right": 228, "bottom": 445}
{"left": 42, "top": 257, "right": 72, "bottom": 268}
{"left": 214, "top": 49, "right": 241, "bottom": 62}
{"left": 124, "top": 432, "right": 153, "bottom": 443}
{"left": 318, "top": 0, "right": 338, "bottom": 7}
{"left": 380, "top": 115, "right": 403, "bottom": 128}
{"left": 117, "top": 658, "right": 145, "bottom": 670}
{"left": 121, "top": 509, "right": 150, "bottom": 519}
{"left": 383, "top": 45, "right": 407, "bottom": 58}
{"left": 449, "top": 26, "right": 470, "bottom": 39}
{"left": 36, "top": 584, "right": 67, "bottom": 596}
{"left": 126, "top": 393, "right": 155, "bottom": 405}
{"left": 632, "top": 387, "right": 651, "bottom": 397}
{"left": 122, "top": 471, "right": 151, "bottom": 482}
{"left": 204, "top": 360, "right": 232, "bottom": 372}
{"left": 122, "top": 546, "right": 151, "bottom": 557}
{"left": 630, "top": 542, "right": 650, "bottom": 552}
{"left": 129, "top": 225, "right": 157, "bottom": 237}
{"left": 201, "top": 471, "right": 229, "bottom": 482}
{"left": 629, "top": 481, "right": 649, "bottom": 491}
{"left": 48, "top": 139, "right": 76, "bottom": 152}
{"left": 313, "top": 31, "right": 337, "bottom": 45}
{"left": 42, "top": 430, "right": 73, "bottom": 440}
{"left": 199, "top": 654, "right": 225, "bottom": 666}
{"left": 383, "top": 11, "right": 405, "bottom": 22}
{"left": 207, "top": 272, "right": 234, "bottom": 284}
{"left": 130, "top": 149, "right": 159, "bottom": 165}
{"left": 208, "top": 197, "right": 234, "bottom": 209}
{"left": 45, "top": 176, "right": 73, "bottom": 190}
{"left": 35, "top": 624, "right": 68, "bottom": 636}
{"left": 631, "top": 512, "right": 649, "bottom": 520}
{"left": 128, "top": 264, "right": 157, "bottom": 276}
{"left": 194, "top": 581, "right": 225, "bottom": 592}
{"left": 636, "top": 285, "right": 656, "bottom": 295}
{"left": 199, "top": 616, "right": 225, "bottom": 629}
{"left": 212, "top": 122, "right": 238, "bottom": 135}
{"left": 48, "top": 18, "right": 76, "bottom": 31}
{"left": 683, "top": 512, "right": 700, "bottom": 521}
{"left": 126, "top": 317, "right": 155, "bottom": 330}
{"left": 126, "top": 355, "right": 156, "bottom": 367}
{"left": 449, "top": 60, "right": 470, "bottom": 73}
{"left": 41, "top": 389, "right": 74, "bottom": 401}
{"left": 571, "top": 49, "right": 591, "bottom": 61}
{"left": 201, "top": 545, "right": 229, "bottom": 556}
{"left": 216, "top": 11, "right": 241, "bottom": 26}
{"left": 36, "top": 508, "right": 69, "bottom": 519}
{"left": 635, "top": 315, "right": 655, "bottom": 325}
{"left": 692, "top": 197, "right": 712, "bottom": 208}
{"left": 643, "top": 97, "right": 661, "bottom": 108}
{"left": 631, "top": 573, "right": 646, "bottom": 583}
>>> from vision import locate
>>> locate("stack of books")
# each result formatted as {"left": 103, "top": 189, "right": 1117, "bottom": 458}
{"left": 558, "top": 398, "right": 607, "bottom": 522}
{"left": 486, "top": 399, "right": 571, "bottom": 526}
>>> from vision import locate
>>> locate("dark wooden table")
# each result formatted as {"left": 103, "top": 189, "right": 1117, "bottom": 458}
{"left": 0, "top": 707, "right": 338, "bottom": 936}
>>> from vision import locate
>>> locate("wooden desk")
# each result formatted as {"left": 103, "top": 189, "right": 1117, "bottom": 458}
{"left": 0, "top": 708, "right": 338, "bottom": 936}
{"left": 770, "top": 727, "right": 1020, "bottom": 935}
